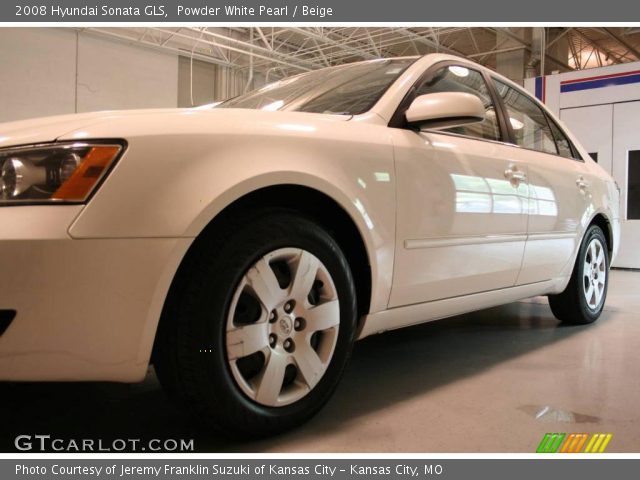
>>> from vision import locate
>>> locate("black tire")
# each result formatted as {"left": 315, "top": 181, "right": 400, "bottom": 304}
{"left": 548, "top": 225, "right": 609, "bottom": 325}
{"left": 154, "top": 209, "right": 357, "bottom": 438}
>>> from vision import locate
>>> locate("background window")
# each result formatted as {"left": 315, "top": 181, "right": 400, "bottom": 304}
{"left": 416, "top": 66, "right": 500, "bottom": 141}
{"left": 494, "top": 79, "right": 558, "bottom": 155}
{"left": 628, "top": 150, "right": 640, "bottom": 220}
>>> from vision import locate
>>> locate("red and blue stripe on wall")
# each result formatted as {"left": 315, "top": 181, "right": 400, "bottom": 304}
{"left": 560, "top": 69, "right": 640, "bottom": 93}
{"left": 535, "top": 76, "right": 546, "bottom": 102}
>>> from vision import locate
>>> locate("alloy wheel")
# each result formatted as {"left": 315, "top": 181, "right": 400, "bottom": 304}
{"left": 225, "top": 248, "right": 340, "bottom": 407}
{"left": 583, "top": 237, "right": 607, "bottom": 310}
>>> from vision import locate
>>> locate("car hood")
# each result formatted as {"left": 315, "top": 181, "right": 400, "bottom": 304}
{"left": 0, "top": 108, "right": 352, "bottom": 149}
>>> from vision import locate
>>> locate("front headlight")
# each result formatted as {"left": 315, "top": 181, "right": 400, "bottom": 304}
{"left": 0, "top": 141, "right": 124, "bottom": 204}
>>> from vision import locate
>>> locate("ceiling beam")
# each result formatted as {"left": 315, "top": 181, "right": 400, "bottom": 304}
{"left": 572, "top": 29, "right": 623, "bottom": 64}
{"left": 602, "top": 27, "right": 640, "bottom": 60}
{"left": 547, "top": 27, "right": 572, "bottom": 48}
{"left": 286, "top": 27, "right": 379, "bottom": 60}
{"left": 487, "top": 27, "right": 573, "bottom": 71}
{"left": 392, "top": 28, "right": 464, "bottom": 56}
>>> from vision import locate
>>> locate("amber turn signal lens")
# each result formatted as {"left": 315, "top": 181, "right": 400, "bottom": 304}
{"left": 52, "top": 145, "right": 121, "bottom": 201}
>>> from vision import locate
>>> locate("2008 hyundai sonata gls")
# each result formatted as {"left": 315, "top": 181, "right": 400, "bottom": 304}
{"left": 0, "top": 54, "right": 620, "bottom": 436}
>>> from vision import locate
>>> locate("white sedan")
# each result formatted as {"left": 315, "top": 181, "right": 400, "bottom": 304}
{"left": 0, "top": 54, "right": 619, "bottom": 436}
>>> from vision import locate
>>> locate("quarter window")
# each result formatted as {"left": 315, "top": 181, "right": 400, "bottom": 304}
{"left": 493, "top": 79, "right": 557, "bottom": 155}
{"left": 415, "top": 65, "right": 501, "bottom": 141}
{"left": 547, "top": 117, "right": 574, "bottom": 159}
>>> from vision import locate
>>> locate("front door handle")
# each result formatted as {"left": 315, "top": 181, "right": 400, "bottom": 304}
{"left": 504, "top": 166, "right": 527, "bottom": 186}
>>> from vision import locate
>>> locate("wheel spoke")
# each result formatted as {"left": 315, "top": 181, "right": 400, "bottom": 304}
{"left": 583, "top": 261, "right": 591, "bottom": 280}
{"left": 294, "top": 341, "right": 325, "bottom": 390}
{"left": 585, "top": 284, "right": 595, "bottom": 307}
{"left": 289, "top": 250, "right": 319, "bottom": 301}
{"left": 305, "top": 299, "right": 340, "bottom": 332}
{"left": 255, "top": 351, "right": 288, "bottom": 405}
{"left": 227, "top": 322, "right": 269, "bottom": 360}
{"left": 596, "top": 248, "right": 605, "bottom": 267}
{"left": 246, "top": 258, "right": 285, "bottom": 311}
{"left": 594, "top": 283, "right": 602, "bottom": 306}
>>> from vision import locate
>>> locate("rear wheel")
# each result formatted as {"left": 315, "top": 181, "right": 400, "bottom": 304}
{"left": 154, "top": 210, "right": 357, "bottom": 437}
{"left": 548, "top": 225, "right": 609, "bottom": 325}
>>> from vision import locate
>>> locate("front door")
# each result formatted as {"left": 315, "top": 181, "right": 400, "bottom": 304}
{"left": 389, "top": 64, "right": 528, "bottom": 307}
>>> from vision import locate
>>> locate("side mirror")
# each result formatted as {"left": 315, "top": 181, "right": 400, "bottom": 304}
{"left": 405, "top": 92, "right": 486, "bottom": 130}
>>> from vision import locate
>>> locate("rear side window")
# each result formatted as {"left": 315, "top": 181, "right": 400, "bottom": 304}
{"left": 415, "top": 65, "right": 501, "bottom": 141}
{"left": 546, "top": 116, "right": 582, "bottom": 160}
{"left": 493, "top": 79, "right": 558, "bottom": 155}
{"left": 547, "top": 119, "right": 573, "bottom": 158}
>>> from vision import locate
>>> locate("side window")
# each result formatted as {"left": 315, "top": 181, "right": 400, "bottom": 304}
{"left": 547, "top": 118, "right": 573, "bottom": 158}
{"left": 493, "top": 79, "right": 558, "bottom": 155}
{"left": 546, "top": 115, "right": 582, "bottom": 160}
{"left": 415, "top": 65, "right": 501, "bottom": 141}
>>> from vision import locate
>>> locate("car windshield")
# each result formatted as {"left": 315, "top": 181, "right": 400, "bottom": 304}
{"left": 218, "top": 58, "right": 417, "bottom": 115}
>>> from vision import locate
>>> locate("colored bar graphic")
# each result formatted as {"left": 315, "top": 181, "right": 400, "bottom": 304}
{"left": 536, "top": 433, "right": 553, "bottom": 453}
{"left": 584, "top": 434, "right": 598, "bottom": 453}
{"left": 598, "top": 434, "right": 613, "bottom": 453}
{"left": 537, "top": 433, "right": 612, "bottom": 453}
{"left": 560, "top": 433, "right": 576, "bottom": 453}
{"left": 549, "top": 433, "right": 565, "bottom": 453}
{"left": 536, "top": 433, "right": 565, "bottom": 453}
{"left": 574, "top": 434, "right": 589, "bottom": 453}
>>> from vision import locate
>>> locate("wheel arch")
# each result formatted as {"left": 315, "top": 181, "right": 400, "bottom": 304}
{"left": 589, "top": 212, "right": 614, "bottom": 258}
{"left": 151, "top": 184, "right": 374, "bottom": 362}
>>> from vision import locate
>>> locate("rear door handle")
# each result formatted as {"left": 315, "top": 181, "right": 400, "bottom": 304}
{"left": 576, "top": 176, "right": 590, "bottom": 190}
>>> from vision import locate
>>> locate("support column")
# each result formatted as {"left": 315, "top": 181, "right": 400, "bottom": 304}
{"left": 495, "top": 28, "right": 530, "bottom": 85}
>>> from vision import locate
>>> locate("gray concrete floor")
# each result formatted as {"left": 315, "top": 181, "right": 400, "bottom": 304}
{"left": 2, "top": 270, "right": 639, "bottom": 452}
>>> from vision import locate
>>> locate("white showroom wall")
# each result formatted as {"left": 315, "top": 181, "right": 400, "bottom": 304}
{"left": 76, "top": 33, "right": 178, "bottom": 113}
{"left": 0, "top": 28, "right": 179, "bottom": 123}
{"left": 0, "top": 28, "right": 78, "bottom": 122}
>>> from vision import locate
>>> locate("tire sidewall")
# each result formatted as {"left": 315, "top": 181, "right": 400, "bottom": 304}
{"left": 191, "top": 212, "right": 357, "bottom": 431}
{"left": 575, "top": 225, "right": 609, "bottom": 322}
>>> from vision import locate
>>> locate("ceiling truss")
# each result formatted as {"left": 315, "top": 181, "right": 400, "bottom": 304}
{"left": 81, "top": 27, "right": 640, "bottom": 82}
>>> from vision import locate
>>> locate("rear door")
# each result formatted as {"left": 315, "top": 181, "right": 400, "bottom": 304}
{"left": 490, "top": 78, "right": 591, "bottom": 285}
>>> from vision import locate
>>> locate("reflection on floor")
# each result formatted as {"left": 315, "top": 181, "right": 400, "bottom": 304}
{"left": 2, "top": 271, "right": 639, "bottom": 453}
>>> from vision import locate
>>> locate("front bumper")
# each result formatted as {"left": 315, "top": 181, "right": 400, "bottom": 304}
{"left": 0, "top": 206, "right": 189, "bottom": 382}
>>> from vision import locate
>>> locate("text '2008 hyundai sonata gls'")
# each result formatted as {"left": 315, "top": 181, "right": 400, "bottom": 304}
{"left": 0, "top": 54, "right": 620, "bottom": 437}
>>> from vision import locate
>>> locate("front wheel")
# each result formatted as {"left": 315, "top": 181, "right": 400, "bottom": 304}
{"left": 548, "top": 225, "right": 609, "bottom": 325}
{"left": 154, "top": 210, "right": 357, "bottom": 438}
